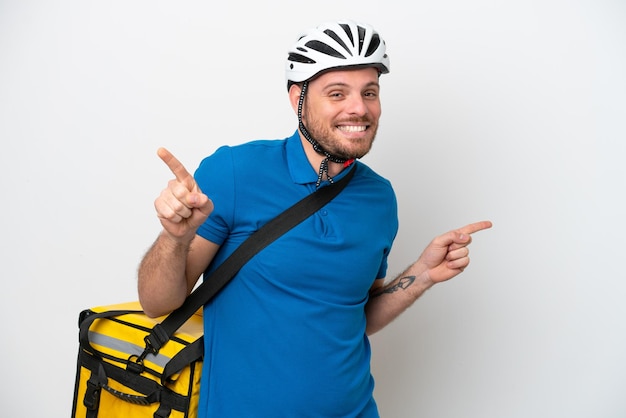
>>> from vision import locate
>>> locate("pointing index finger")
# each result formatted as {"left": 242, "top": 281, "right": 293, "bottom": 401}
{"left": 157, "top": 147, "right": 194, "bottom": 187}
{"left": 459, "top": 220, "right": 493, "bottom": 236}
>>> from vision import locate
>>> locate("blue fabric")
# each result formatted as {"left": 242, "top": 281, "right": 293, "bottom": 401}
{"left": 194, "top": 131, "right": 398, "bottom": 417}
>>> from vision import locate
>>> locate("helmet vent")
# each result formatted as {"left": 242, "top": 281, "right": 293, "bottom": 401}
{"left": 338, "top": 24, "right": 354, "bottom": 46}
{"left": 364, "top": 34, "right": 381, "bottom": 57}
{"left": 357, "top": 26, "right": 366, "bottom": 54}
{"left": 323, "top": 29, "right": 353, "bottom": 56}
{"left": 305, "top": 40, "right": 347, "bottom": 59}
{"left": 288, "top": 52, "right": 316, "bottom": 64}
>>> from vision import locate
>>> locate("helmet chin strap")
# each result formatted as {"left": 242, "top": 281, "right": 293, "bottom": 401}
{"left": 297, "top": 81, "right": 354, "bottom": 188}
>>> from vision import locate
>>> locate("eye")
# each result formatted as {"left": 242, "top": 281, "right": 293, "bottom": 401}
{"left": 364, "top": 90, "right": 378, "bottom": 98}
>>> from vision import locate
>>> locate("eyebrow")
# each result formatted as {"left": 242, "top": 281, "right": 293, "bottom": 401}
{"left": 322, "top": 81, "right": 380, "bottom": 90}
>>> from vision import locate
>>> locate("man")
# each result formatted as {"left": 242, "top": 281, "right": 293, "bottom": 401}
{"left": 138, "top": 19, "right": 491, "bottom": 417}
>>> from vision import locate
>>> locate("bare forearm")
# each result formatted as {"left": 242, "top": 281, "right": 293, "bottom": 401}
{"left": 365, "top": 266, "right": 434, "bottom": 335}
{"left": 138, "top": 232, "right": 192, "bottom": 317}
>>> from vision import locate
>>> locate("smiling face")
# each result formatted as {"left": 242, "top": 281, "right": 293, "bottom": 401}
{"left": 290, "top": 67, "right": 382, "bottom": 161}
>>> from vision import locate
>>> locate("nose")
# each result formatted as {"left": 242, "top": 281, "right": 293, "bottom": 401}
{"left": 345, "top": 94, "right": 368, "bottom": 116}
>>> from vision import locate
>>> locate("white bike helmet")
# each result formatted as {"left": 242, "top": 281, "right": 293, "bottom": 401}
{"left": 286, "top": 19, "right": 390, "bottom": 90}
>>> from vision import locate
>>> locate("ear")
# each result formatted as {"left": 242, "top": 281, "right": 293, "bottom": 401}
{"left": 288, "top": 83, "right": 303, "bottom": 114}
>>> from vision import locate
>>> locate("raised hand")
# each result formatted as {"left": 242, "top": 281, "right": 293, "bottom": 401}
{"left": 154, "top": 148, "right": 214, "bottom": 241}
{"left": 417, "top": 221, "right": 493, "bottom": 285}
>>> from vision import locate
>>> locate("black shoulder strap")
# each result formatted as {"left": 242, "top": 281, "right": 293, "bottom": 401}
{"left": 144, "top": 164, "right": 357, "bottom": 354}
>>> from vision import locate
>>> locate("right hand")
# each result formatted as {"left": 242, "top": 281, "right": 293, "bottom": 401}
{"left": 154, "top": 147, "right": 214, "bottom": 241}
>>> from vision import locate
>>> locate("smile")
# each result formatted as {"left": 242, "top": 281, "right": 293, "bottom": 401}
{"left": 337, "top": 125, "right": 367, "bottom": 133}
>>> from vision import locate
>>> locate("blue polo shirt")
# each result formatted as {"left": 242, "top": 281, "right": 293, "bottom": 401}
{"left": 194, "top": 131, "right": 398, "bottom": 417}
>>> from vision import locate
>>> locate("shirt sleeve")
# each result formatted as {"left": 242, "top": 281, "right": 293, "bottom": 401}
{"left": 194, "top": 146, "right": 236, "bottom": 245}
{"left": 376, "top": 186, "right": 398, "bottom": 280}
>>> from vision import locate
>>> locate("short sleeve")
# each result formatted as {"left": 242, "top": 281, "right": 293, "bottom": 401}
{"left": 194, "top": 146, "right": 236, "bottom": 245}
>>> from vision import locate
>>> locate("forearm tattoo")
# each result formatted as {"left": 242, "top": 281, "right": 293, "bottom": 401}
{"left": 371, "top": 275, "right": 416, "bottom": 298}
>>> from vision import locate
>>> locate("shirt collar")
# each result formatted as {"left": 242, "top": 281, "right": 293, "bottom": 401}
{"left": 286, "top": 130, "right": 318, "bottom": 185}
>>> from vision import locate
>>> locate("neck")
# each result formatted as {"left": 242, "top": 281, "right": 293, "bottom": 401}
{"left": 298, "top": 130, "right": 346, "bottom": 178}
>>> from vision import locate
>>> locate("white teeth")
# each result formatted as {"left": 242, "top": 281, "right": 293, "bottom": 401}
{"left": 338, "top": 125, "right": 366, "bottom": 132}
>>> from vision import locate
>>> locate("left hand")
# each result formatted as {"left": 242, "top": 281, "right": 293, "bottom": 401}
{"left": 417, "top": 220, "right": 493, "bottom": 285}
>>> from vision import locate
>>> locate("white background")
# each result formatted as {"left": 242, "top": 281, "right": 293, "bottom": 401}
{"left": 1, "top": 1, "right": 625, "bottom": 417}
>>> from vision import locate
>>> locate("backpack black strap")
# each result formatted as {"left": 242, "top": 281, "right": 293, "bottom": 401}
{"left": 144, "top": 164, "right": 357, "bottom": 354}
